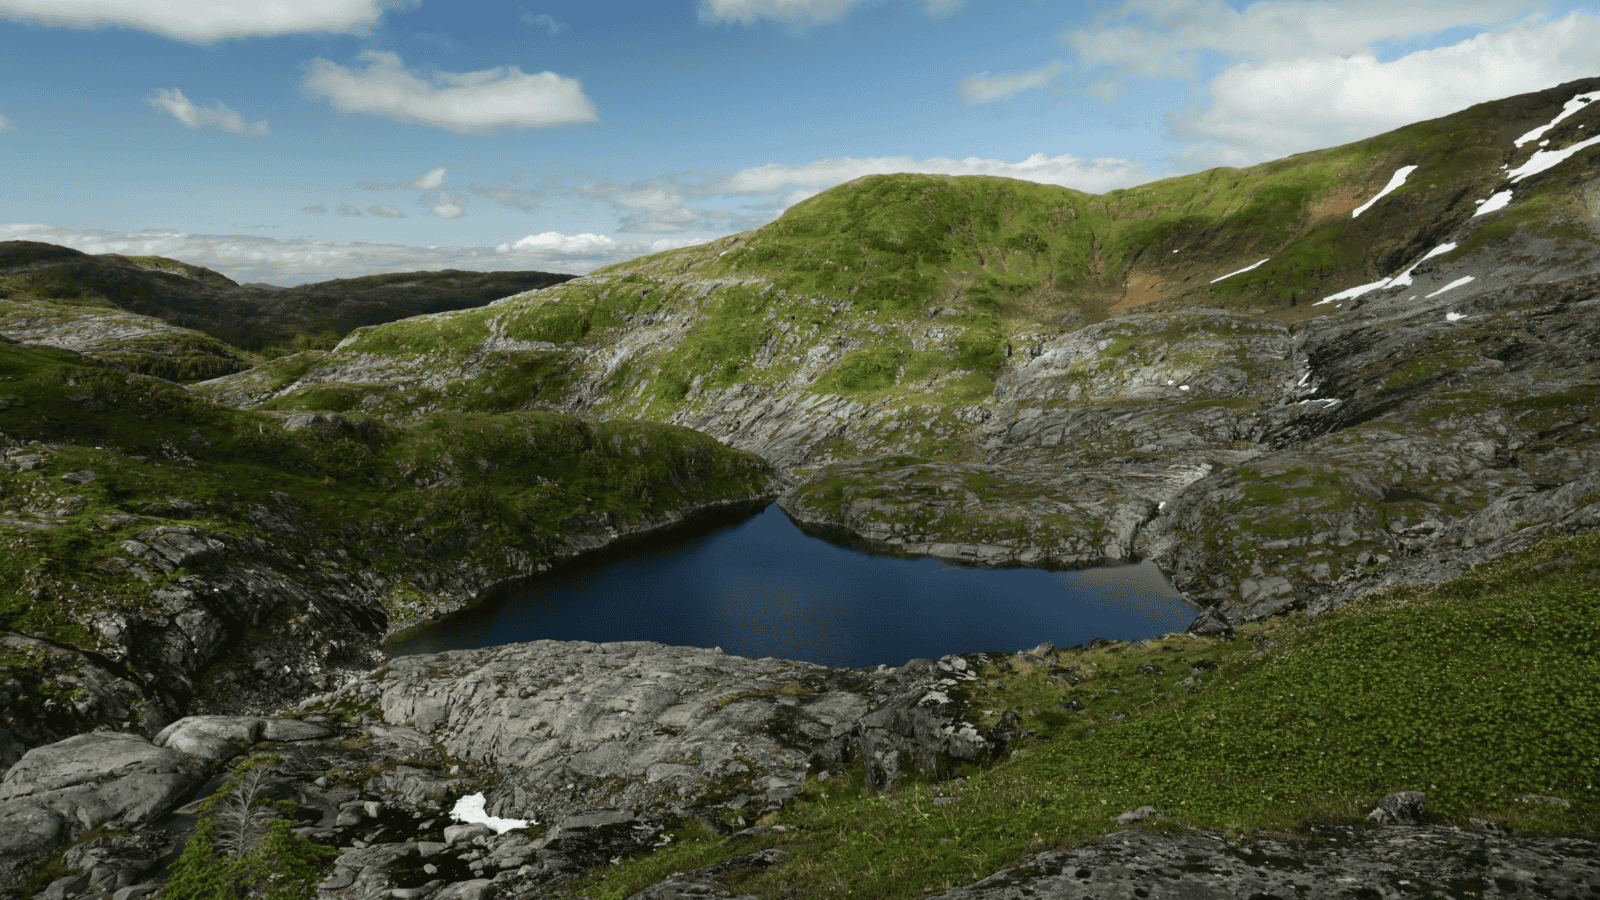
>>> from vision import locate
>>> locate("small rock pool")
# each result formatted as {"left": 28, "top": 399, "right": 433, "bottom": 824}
{"left": 387, "top": 503, "right": 1199, "bottom": 668}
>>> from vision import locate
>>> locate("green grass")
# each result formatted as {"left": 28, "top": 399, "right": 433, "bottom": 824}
{"left": 552, "top": 526, "right": 1599, "bottom": 899}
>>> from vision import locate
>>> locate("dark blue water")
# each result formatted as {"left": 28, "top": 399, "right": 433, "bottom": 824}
{"left": 387, "top": 503, "right": 1198, "bottom": 669}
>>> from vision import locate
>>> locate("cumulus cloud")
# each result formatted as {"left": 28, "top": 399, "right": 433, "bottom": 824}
{"left": 0, "top": 111, "right": 13, "bottom": 132}
{"left": 425, "top": 192, "right": 468, "bottom": 218}
{"left": 360, "top": 166, "right": 447, "bottom": 190}
{"left": 301, "top": 50, "right": 599, "bottom": 134}
{"left": 0, "top": 222, "right": 703, "bottom": 285}
{"left": 959, "top": 60, "right": 1066, "bottom": 104}
{"left": 0, "top": 0, "right": 400, "bottom": 44}
{"left": 518, "top": 8, "right": 566, "bottom": 34}
{"left": 368, "top": 205, "right": 405, "bottom": 218}
{"left": 304, "top": 205, "right": 327, "bottom": 214}
{"left": 146, "top": 88, "right": 268, "bottom": 135}
{"left": 1061, "top": 0, "right": 1548, "bottom": 82}
{"left": 338, "top": 204, "right": 363, "bottom": 216}
{"left": 699, "top": 0, "right": 965, "bottom": 31}
{"left": 1172, "top": 12, "right": 1600, "bottom": 158}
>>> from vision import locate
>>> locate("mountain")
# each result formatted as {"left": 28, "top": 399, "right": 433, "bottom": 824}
{"left": 0, "top": 242, "right": 577, "bottom": 379}
{"left": 206, "top": 77, "right": 1600, "bottom": 625}
{"left": 1, "top": 79, "right": 1598, "bottom": 898}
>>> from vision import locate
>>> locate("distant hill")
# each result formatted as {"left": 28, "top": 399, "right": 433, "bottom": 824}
{"left": 0, "top": 241, "right": 576, "bottom": 353}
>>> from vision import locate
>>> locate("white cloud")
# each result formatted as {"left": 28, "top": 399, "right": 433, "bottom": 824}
{"left": 0, "top": 222, "right": 710, "bottom": 285}
{"left": 518, "top": 8, "right": 567, "bottom": 34}
{"left": 338, "top": 204, "right": 363, "bottom": 216}
{"left": 0, "top": 111, "right": 12, "bottom": 132}
{"left": 1172, "top": 12, "right": 1600, "bottom": 158}
{"left": 146, "top": 88, "right": 268, "bottom": 135}
{"left": 368, "top": 205, "right": 405, "bottom": 218}
{"left": 304, "top": 205, "right": 327, "bottom": 214}
{"left": 360, "top": 166, "right": 448, "bottom": 190}
{"left": 0, "top": 0, "right": 400, "bottom": 44}
{"left": 698, "top": 0, "right": 965, "bottom": 31}
{"left": 1061, "top": 0, "right": 1549, "bottom": 82}
{"left": 497, "top": 231, "right": 616, "bottom": 254}
{"left": 426, "top": 192, "right": 469, "bottom": 218}
{"left": 959, "top": 60, "right": 1066, "bottom": 104}
{"left": 301, "top": 50, "right": 599, "bottom": 134}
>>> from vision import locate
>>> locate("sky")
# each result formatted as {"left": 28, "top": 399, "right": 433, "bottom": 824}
{"left": 2, "top": 0, "right": 1598, "bottom": 286}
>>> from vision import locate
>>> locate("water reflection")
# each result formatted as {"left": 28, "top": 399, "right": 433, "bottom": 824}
{"left": 387, "top": 503, "right": 1198, "bottom": 669}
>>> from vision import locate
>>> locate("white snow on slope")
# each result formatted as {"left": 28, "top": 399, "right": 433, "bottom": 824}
{"left": 1508, "top": 135, "right": 1600, "bottom": 183}
{"left": 1474, "top": 190, "right": 1514, "bottom": 217}
{"left": 1315, "top": 278, "right": 1389, "bottom": 305}
{"left": 1446, "top": 312, "right": 1465, "bottom": 322}
{"left": 450, "top": 793, "right": 532, "bottom": 833}
{"left": 1515, "top": 91, "right": 1600, "bottom": 147}
{"left": 1351, "top": 165, "right": 1418, "bottom": 218}
{"left": 1315, "top": 242, "right": 1458, "bottom": 304}
{"left": 1389, "top": 243, "right": 1458, "bottom": 288}
{"left": 1210, "top": 258, "right": 1270, "bottom": 284}
{"left": 1425, "top": 276, "right": 1475, "bottom": 298}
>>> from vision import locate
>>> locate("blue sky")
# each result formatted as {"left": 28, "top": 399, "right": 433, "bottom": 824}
{"left": 2, "top": 0, "right": 1597, "bottom": 285}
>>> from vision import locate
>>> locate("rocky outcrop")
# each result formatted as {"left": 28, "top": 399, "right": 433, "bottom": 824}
{"left": 915, "top": 821, "right": 1600, "bottom": 899}
{"left": 300, "top": 639, "right": 1002, "bottom": 832}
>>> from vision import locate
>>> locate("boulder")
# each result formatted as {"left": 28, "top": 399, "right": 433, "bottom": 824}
{"left": 0, "top": 732, "right": 204, "bottom": 856}
{"left": 1367, "top": 790, "right": 1427, "bottom": 825}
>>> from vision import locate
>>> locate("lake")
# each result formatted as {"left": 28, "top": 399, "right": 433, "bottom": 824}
{"left": 387, "top": 503, "right": 1200, "bottom": 669}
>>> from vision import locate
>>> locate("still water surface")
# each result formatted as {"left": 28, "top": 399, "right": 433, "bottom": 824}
{"left": 388, "top": 503, "right": 1198, "bottom": 669}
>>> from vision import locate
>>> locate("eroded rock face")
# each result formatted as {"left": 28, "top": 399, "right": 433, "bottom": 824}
{"left": 308, "top": 640, "right": 1003, "bottom": 830}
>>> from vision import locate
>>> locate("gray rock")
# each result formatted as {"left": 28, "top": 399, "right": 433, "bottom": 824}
{"left": 1367, "top": 790, "right": 1426, "bottom": 825}
{"left": 1111, "top": 805, "right": 1161, "bottom": 825}
{"left": 921, "top": 824, "right": 1600, "bottom": 899}
{"left": 433, "top": 880, "right": 497, "bottom": 900}
{"left": 317, "top": 639, "right": 1001, "bottom": 830}
{"left": 60, "top": 469, "right": 98, "bottom": 484}
{"left": 0, "top": 732, "right": 204, "bottom": 856}
{"left": 446, "top": 822, "right": 495, "bottom": 845}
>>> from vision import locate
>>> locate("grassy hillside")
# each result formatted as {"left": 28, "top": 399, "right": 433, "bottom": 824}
{"left": 217, "top": 77, "right": 1600, "bottom": 457}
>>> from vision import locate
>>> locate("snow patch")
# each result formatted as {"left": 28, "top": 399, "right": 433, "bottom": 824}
{"left": 1351, "top": 165, "right": 1418, "bottom": 218}
{"left": 1508, "top": 135, "right": 1600, "bottom": 183}
{"left": 1514, "top": 91, "right": 1600, "bottom": 147}
{"left": 450, "top": 793, "right": 532, "bottom": 833}
{"left": 1425, "top": 277, "right": 1475, "bottom": 299}
{"left": 1389, "top": 243, "right": 1457, "bottom": 288}
{"left": 1445, "top": 312, "right": 1465, "bottom": 322}
{"left": 1209, "top": 258, "right": 1270, "bottom": 284}
{"left": 1474, "top": 191, "right": 1513, "bottom": 216}
{"left": 1316, "top": 278, "right": 1389, "bottom": 305}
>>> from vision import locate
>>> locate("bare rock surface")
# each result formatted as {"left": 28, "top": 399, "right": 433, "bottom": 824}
{"left": 918, "top": 823, "right": 1600, "bottom": 899}
{"left": 305, "top": 640, "right": 1001, "bottom": 830}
